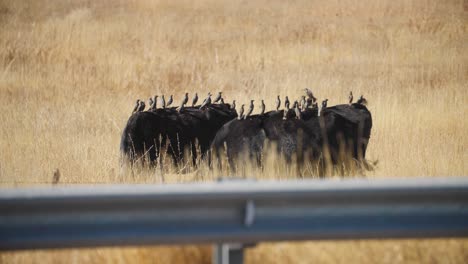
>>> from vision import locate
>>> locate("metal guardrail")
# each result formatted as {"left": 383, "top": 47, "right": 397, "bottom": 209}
{"left": 1, "top": 177, "right": 468, "bottom": 264}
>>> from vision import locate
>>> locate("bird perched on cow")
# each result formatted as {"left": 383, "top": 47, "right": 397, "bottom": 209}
{"left": 305, "top": 88, "right": 317, "bottom": 102}
{"left": 192, "top": 93, "right": 198, "bottom": 106}
{"left": 132, "top": 99, "right": 141, "bottom": 114}
{"left": 166, "top": 95, "right": 173, "bottom": 107}
{"left": 285, "top": 96, "right": 290, "bottom": 110}
{"left": 300, "top": 96, "right": 306, "bottom": 111}
{"left": 312, "top": 101, "right": 318, "bottom": 110}
{"left": 148, "top": 97, "right": 154, "bottom": 110}
{"left": 137, "top": 100, "right": 145, "bottom": 112}
{"left": 348, "top": 91, "right": 353, "bottom": 104}
{"left": 178, "top": 104, "right": 185, "bottom": 113}
{"left": 177, "top": 98, "right": 185, "bottom": 113}
{"left": 244, "top": 100, "right": 254, "bottom": 119}
{"left": 231, "top": 100, "right": 236, "bottom": 110}
{"left": 160, "top": 95, "right": 166, "bottom": 109}
{"left": 357, "top": 95, "right": 367, "bottom": 105}
{"left": 199, "top": 93, "right": 212, "bottom": 109}
{"left": 305, "top": 98, "right": 312, "bottom": 109}
{"left": 275, "top": 95, "right": 281, "bottom": 111}
{"left": 237, "top": 104, "right": 245, "bottom": 120}
{"left": 151, "top": 95, "right": 158, "bottom": 110}
{"left": 181, "top": 92, "right": 188, "bottom": 106}
{"left": 283, "top": 108, "right": 288, "bottom": 120}
{"left": 306, "top": 97, "right": 313, "bottom": 106}
{"left": 293, "top": 101, "right": 301, "bottom": 119}
{"left": 322, "top": 99, "right": 328, "bottom": 108}
{"left": 213, "top": 92, "right": 222, "bottom": 103}
{"left": 260, "top": 100, "right": 265, "bottom": 115}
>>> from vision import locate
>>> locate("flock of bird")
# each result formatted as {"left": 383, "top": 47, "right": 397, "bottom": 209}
{"left": 131, "top": 88, "right": 367, "bottom": 120}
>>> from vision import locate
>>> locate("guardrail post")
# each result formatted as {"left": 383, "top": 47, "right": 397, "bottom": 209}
{"left": 212, "top": 177, "right": 256, "bottom": 264}
{"left": 213, "top": 243, "right": 244, "bottom": 264}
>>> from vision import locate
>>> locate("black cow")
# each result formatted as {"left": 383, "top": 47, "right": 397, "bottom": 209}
{"left": 211, "top": 104, "right": 372, "bottom": 170}
{"left": 320, "top": 103, "right": 372, "bottom": 162}
{"left": 120, "top": 104, "right": 237, "bottom": 167}
{"left": 212, "top": 109, "right": 323, "bottom": 170}
{"left": 211, "top": 114, "right": 266, "bottom": 169}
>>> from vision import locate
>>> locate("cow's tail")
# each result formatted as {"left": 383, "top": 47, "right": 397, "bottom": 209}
{"left": 210, "top": 123, "right": 231, "bottom": 170}
{"left": 120, "top": 123, "right": 132, "bottom": 156}
{"left": 119, "top": 115, "right": 138, "bottom": 173}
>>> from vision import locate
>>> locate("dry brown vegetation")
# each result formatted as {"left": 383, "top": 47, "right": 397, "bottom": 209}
{"left": 0, "top": 0, "right": 467, "bottom": 263}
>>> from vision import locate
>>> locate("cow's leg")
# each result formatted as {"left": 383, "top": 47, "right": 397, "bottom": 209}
{"left": 199, "top": 142, "right": 209, "bottom": 161}
{"left": 166, "top": 136, "right": 181, "bottom": 168}
{"left": 171, "top": 147, "right": 181, "bottom": 168}
{"left": 226, "top": 147, "right": 237, "bottom": 173}
{"left": 149, "top": 139, "right": 158, "bottom": 168}
{"left": 191, "top": 141, "right": 198, "bottom": 167}
{"left": 158, "top": 136, "right": 167, "bottom": 171}
{"left": 228, "top": 156, "right": 237, "bottom": 173}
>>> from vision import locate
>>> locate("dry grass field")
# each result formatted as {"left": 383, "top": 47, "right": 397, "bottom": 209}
{"left": 0, "top": 0, "right": 467, "bottom": 263}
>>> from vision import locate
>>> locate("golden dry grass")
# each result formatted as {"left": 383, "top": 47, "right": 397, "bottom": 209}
{"left": 0, "top": 0, "right": 467, "bottom": 263}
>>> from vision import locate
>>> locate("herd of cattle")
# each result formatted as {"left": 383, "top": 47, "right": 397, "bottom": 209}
{"left": 120, "top": 89, "right": 372, "bottom": 171}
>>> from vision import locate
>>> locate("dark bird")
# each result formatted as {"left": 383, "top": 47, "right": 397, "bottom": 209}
{"left": 285, "top": 96, "right": 290, "bottom": 110}
{"left": 177, "top": 99, "right": 185, "bottom": 113}
{"left": 357, "top": 95, "right": 367, "bottom": 105}
{"left": 244, "top": 100, "right": 254, "bottom": 119}
{"left": 166, "top": 95, "right": 173, "bottom": 107}
{"left": 294, "top": 101, "right": 301, "bottom": 120}
{"left": 192, "top": 93, "right": 198, "bottom": 106}
{"left": 137, "top": 100, "right": 145, "bottom": 112}
{"left": 322, "top": 99, "right": 328, "bottom": 108}
{"left": 213, "top": 92, "right": 222, "bottom": 103}
{"left": 148, "top": 97, "right": 154, "bottom": 110}
{"left": 349, "top": 91, "right": 353, "bottom": 104}
{"left": 312, "top": 101, "right": 318, "bottom": 109}
{"left": 178, "top": 104, "right": 185, "bottom": 113}
{"left": 260, "top": 100, "right": 265, "bottom": 115}
{"left": 181, "top": 92, "right": 188, "bottom": 106}
{"left": 275, "top": 95, "right": 281, "bottom": 111}
{"left": 300, "top": 96, "right": 306, "bottom": 110}
{"left": 199, "top": 93, "right": 212, "bottom": 109}
{"left": 305, "top": 98, "right": 312, "bottom": 109}
{"left": 231, "top": 100, "right": 236, "bottom": 110}
{"left": 237, "top": 104, "right": 245, "bottom": 120}
{"left": 305, "top": 88, "right": 317, "bottom": 102}
{"left": 161, "top": 95, "right": 166, "bottom": 109}
{"left": 151, "top": 95, "right": 158, "bottom": 110}
{"left": 132, "top": 99, "right": 140, "bottom": 114}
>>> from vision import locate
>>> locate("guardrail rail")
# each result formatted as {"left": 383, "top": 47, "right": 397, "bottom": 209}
{"left": 1, "top": 177, "right": 468, "bottom": 264}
